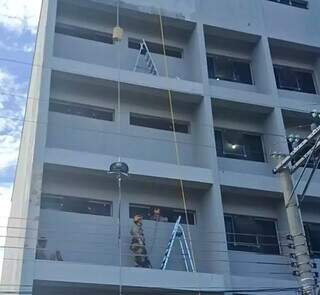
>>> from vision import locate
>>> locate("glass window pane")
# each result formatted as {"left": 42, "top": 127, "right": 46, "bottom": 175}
{"left": 297, "top": 71, "right": 316, "bottom": 94}
{"left": 130, "top": 113, "right": 190, "bottom": 134}
{"left": 128, "top": 38, "right": 183, "bottom": 58}
{"left": 41, "top": 194, "right": 112, "bottom": 217}
{"left": 55, "top": 23, "right": 113, "bottom": 44}
{"left": 87, "top": 201, "right": 112, "bottom": 217}
{"left": 292, "top": 0, "right": 308, "bottom": 8}
{"left": 234, "top": 61, "right": 253, "bottom": 84}
{"left": 276, "top": 66, "right": 299, "bottom": 91}
{"left": 221, "top": 130, "right": 247, "bottom": 159}
{"left": 215, "top": 129, "right": 264, "bottom": 162}
{"left": 274, "top": 65, "right": 316, "bottom": 94}
{"left": 244, "top": 134, "right": 265, "bottom": 162}
{"left": 213, "top": 56, "right": 234, "bottom": 81}
{"left": 214, "top": 130, "right": 224, "bottom": 157}
{"left": 129, "top": 204, "right": 196, "bottom": 225}
{"left": 49, "top": 100, "right": 114, "bottom": 121}
{"left": 41, "top": 195, "right": 63, "bottom": 211}
{"left": 306, "top": 223, "right": 320, "bottom": 256}
{"left": 207, "top": 56, "right": 215, "bottom": 79}
{"left": 225, "top": 214, "right": 280, "bottom": 255}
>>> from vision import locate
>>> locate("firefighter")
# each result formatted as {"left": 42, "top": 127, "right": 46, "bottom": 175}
{"left": 150, "top": 208, "right": 168, "bottom": 222}
{"left": 130, "top": 215, "right": 152, "bottom": 268}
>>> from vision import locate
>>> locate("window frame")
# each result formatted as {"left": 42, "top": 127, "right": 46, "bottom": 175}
{"left": 304, "top": 222, "right": 320, "bottom": 258}
{"left": 274, "top": 64, "right": 317, "bottom": 94}
{"left": 224, "top": 213, "right": 281, "bottom": 255}
{"left": 130, "top": 112, "right": 191, "bottom": 134}
{"left": 55, "top": 22, "right": 114, "bottom": 44}
{"left": 129, "top": 203, "right": 197, "bottom": 225}
{"left": 49, "top": 99, "right": 115, "bottom": 122}
{"left": 267, "top": 0, "right": 309, "bottom": 9}
{"left": 41, "top": 194, "right": 113, "bottom": 217}
{"left": 128, "top": 38, "right": 183, "bottom": 59}
{"left": 207, "top": 54, "right": 254, "bottom": 85}
{"left": 214, "top": 128, "right": 266, "bottom": 162}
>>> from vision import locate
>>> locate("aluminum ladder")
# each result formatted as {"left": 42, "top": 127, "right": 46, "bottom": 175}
{"left": 133, "top": 39, "right": 159, "bottom": 76}
{"left": 160, "top": 216, "right": 195, "bottom": 272}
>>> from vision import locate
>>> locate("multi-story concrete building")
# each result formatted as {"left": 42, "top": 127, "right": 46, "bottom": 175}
{"left": 2, "top": 0, "right": 320, "bottom": 294}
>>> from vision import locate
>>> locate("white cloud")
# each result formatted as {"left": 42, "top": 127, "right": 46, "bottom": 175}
{"left": 0, "top": 0, "right": 42, "bottom": 34}
{"left": 0, "top": 40, "right": 34, "bottom": 53}
{"left": 0, "top": 69, "right": 25, "bottom": 179}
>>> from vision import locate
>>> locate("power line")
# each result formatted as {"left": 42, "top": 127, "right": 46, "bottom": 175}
{"left": 299, "top": 156, "right": 320, "bottom": 206}
{"left": 285, "top": 134, "right": 320, "bottom": 208}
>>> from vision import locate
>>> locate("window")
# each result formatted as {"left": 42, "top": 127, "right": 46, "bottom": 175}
{"left": 274, "top": 65, "right": 316, "bottom": 94}
{"left": 224, "top": 214, "right": 280, "bottom": 255}
{"left": 41, "top": 194, "right": 112, "bottom": 217}
{"left": 207, "top": 55, "right": 253, "bottom": 84}
{"left": 129, "top": 204, "right": 196, "bottom": 225}
{"left": 215, "top": 129, "right": 265, "bottom": 162}
{"left": 128, "top": 38, "right": 183, "bottom": 59}
{"left": 55, "top": 23, "right": 114, "bottom": 44}
{"left": 49, "top": 99, "right": 114, "bottom": 121}
{"left": 267, "top": 0, "right": 308, "bottom": 9}
{"left": 130, "top": 113, "right": 190, "bottom": 134}
{"left": 305, "top": 223, "right": 320, "bottom": 258}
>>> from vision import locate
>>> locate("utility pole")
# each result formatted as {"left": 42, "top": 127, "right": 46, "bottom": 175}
{"left": 277, "top": 163, "right": 315, "bottom": 295}
{"left": 273, "top": 111, "right": 320, "bottom": 295}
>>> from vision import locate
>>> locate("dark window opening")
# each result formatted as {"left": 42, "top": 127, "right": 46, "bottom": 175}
{"left": 215, "top": 129, "right": 265, "bottom": 162}
{"left": 224, "top": 214, "right": 280, "bottom": 255}
{"left": 49, "top": 99, "right": 114, "bottom": 122}
{"left": 55, "top": 23, "right": 114, "bottom": 44}
{"left": 130, "top": 113, "right": 190, "bottom": 134}
{"left": 207, "top": 55, "right": 253, "bottom": 84}
{"left": 128, "top": 38, "right": 183, "bottom": 59}
{"left": 41, "top": 194, "right": 112, "bottom": 217}
{"left": 305, "top": 223, "right": 320, "bottom": 258}
{"left": 267, "top": 0, "right": 308, "bottom": 9}
{"left": 129, "top": 204, "right": 196, "bottom": 225}
{"left": 274, "top": 65, "right": 316, "bottom": 94}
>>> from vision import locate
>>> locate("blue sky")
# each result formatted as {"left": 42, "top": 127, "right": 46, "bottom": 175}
{"left": 0, "top": 0, "right": 42, "bottom": 275}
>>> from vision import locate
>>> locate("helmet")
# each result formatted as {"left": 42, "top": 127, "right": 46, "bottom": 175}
{"left": 133, "top": 215, "right": 143, "bottom": 223}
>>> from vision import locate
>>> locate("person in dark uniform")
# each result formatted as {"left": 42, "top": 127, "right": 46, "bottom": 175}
{"left": 130, "top": 215, "right": 152, "bottom": 268}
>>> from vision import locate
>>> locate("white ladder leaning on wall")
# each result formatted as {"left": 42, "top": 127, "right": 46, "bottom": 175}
{"left": 160, "top": 216, "right": 195, "bottom": 272}
{"left": 133, "top": 39, "right": 159, "bottom": 76}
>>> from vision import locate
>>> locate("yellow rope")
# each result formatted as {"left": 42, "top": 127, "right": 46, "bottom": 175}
{"left": 157, "top": 8, "right": 198, "bottom": 273}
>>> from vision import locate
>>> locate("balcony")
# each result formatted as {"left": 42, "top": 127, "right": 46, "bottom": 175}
{"left": 46, "top": 72, "right": 211, "bottom": 169}
{"left": 212, "top": 100, "right": 281, "bottom": 192}
{"left": 222, "top": 187, "right": 294, "bottom": 281}
{"left": 269, "top": 38, "right": 320, "bottom": 111}
{"left": 36, "top": 165, "right": 228, "bottom": 275}
{"left": 204, "top": 25, "right": 276, "bottom": 101}
{"left": 54, "top": 0, "right": 201, "bottom": 83}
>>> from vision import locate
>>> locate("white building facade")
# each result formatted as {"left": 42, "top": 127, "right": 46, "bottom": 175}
{"left": 2, "top": 0, "right": 320, "bottom": 294}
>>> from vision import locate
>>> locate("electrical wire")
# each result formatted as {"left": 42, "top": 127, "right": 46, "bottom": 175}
{"left": 0, "top": 286, "right": 303, "bottom": 295}
{"left": 285, "top": 134, "right": 320, "bottom": 208}
{"left": 0, "top": 216, "right": 303, "bottom": 238}
{"left": 299, "top": 155, "right": 320, "bottom": 206}
{"left": 1, "top": 3, "right": 319, "bottom": 294}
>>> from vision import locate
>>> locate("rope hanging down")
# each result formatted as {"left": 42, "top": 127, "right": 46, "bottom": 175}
{"left": 157, "top": 7, "right": 197, "bottom": 273}
{"left": 110, "top": 2, "right": 126, "bottom": 295}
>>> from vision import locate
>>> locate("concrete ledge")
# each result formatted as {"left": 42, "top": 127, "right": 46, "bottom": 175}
{"left": 50, "top": 57, "right": 204, "bottom": 97}
{"left": 44, "top": 148, "right": 214, "bottom": 187}
{"left": 34, "top": 261, "right": 226, "bottom": 291}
